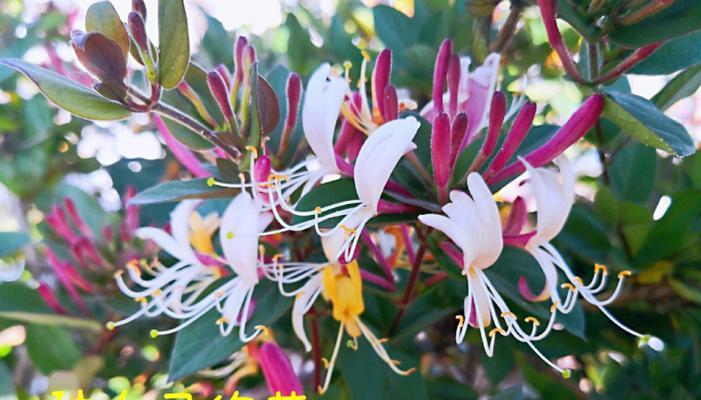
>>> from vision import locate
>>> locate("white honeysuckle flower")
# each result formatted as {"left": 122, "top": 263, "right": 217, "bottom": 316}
{"left": 522, "top": 155, "right": 663, "bottom": 352}
{"left": 209, "top": 63, "right": 349, "bottom": 210}
{"left": 0, "top": 256, "right": 25, "bottom": 282}
{"left": 266, "top": 116, "right": 420, "bottom": 262}
{"left": 110, "top": 193, "right": 275, "bottom": 343}
{"left": 419, "top": 172, "right": 571, "bottom": 376}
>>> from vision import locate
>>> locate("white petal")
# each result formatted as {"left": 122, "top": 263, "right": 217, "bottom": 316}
{"left": 136, "top": 227, "right": 197, "bottom": 262}
{"left": 466, "top": 173, "right": 503, "bottom": 268}
{"left": 418, "top": 214, "right": 473, "bottom": 263}
{"left": 524, "top": 156, "right": 575, "bottom": 244}
{"left": 354, "top": 117, "right": 420, "bottom": 212}
{"left": 0, "top": 257, "right": 25, "bottom": 282}
{"left": 220, "top": 193, "right": 261, "bottom": 283}
{"left": 302, "top": 63, "right": 349, "bottom": 174}
{"left": 292, "top": 274, "right": 323, "bottom": 352}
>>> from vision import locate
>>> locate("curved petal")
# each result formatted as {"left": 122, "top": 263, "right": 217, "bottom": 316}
{"left": 0, "top": 257, "right": 25, "bottom": 282}
{"left": 354, "top": 117, "right": 420, "bottom": 212}
{"left": 418, "top": 214, "right": 473, "bottom": 263}
{"left": 463, "top": 53, "right": 500, "bottom": 145}
{"left": 220, "top": 193, "right": 261, "bottom": 283}
{"left": 466, "top": 173, "right": 503, "bottom": 268}
{"left": 302, "top": 63, "right": 349, "bottom": 174}
{"left": 292, "top": 274, "right": 323, "bottom": 352}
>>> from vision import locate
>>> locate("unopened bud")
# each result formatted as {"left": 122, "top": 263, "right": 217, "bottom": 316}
{"left": 432, "top": 39, "right": 453, "bottom": 114}
{"left": 372, "top": 49, "right": 392, "bottom": 119}
{"left": 128, "top": 12, "right": 148, "bottom": 53}
{"left": 208, "top": 70, "right": 234, "bottom": 121}
{"left": 432, "top": 113, "right": 452, "bottom": 197}
{"left": 132, "top": 0, "right": 147, "bottom": 20}
{"left": 233, "top": 36, "right": 249, "bottom": 84}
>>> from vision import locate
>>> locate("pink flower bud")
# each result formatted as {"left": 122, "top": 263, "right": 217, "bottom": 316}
{"left": 132, "top": 0, "right": 147, "bottom": 20}
{"left": 447, "top": 54, "right": 461, "bottom": 118}
{"left": 449, "top": 113, "right": 468, "bottom": 167}
{"left": 153, "top": 115, "right": 209, "bottom": 178}
{"left": 255, "top": 342, "right": 304, "bottom": 396}
{"left": 432, "top": 39, "right": 453, "bottom": 114}
{"left": 490, "top": 94, "right": 605, "bottom": 183}
{"left": 38, "top": 283, "right": 67, "bottom": 315}
{"left": 537, "top": 0, "right": 584, "bottom": 82}
{"left": 284, "top": 73, "right": 302, "bottom": 135}
{"left": 64, "top": 198, "right": 92, "bottom": 238}
{"left": 128, "top": 12, "right": 148, "bottom": 52}
{"left": 485, "top": 101, "right": 536, "bottom": 178}
{"left": 372, "top": 49, "right": 392, "bottom": 119}
{"left": 381, "top": 85, "right": 398, "bottom": 122}
{"left": 208, "top": 70, "right": 234, "bottom": 121}
{"left": 432, "top": 113, "right": 452, "bottom": 191}
{"left": 468, "top": 91, "right": 506, "bottom": 172}
{"left": 254, "top": 154, "right": 272, "bottom": 183}
{"left": 215, "top": 64, "right": 231, "bottom": 89}
{"left": 233, "top": 36, "right": 249, "bottom": 84}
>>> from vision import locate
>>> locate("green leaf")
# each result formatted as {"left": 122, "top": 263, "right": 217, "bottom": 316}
{"left": 609, "top": 144, "right": 657, "bottom": 204}
{"left": 85, "top": 1, "right": 130, "bottom": 58}
{"left": 652, "top": 64, "right": 701, "bottom": 111}
{"left": 158, "top": 0, "right": 190, "bottom": 89}
{"left": 0, "top": 59, "right": 130, "bottom": 120}
{"left": 609, "top": 0, "right": 701, "bottom": 47}
{"left": 631, "top": 31, "right": 701, "bottom": 75}
{"left": 0, "top": 231, "right": 29, "bottom": 258}
{"left": 167, "top": 282, "right": 291, "bottom": 380}
{"left": 603, "top": 90, "right": 695, "bottom": 157}
{"left": 373, "top": 5, "right": 419, "bottom": 54}
{"left": 26, "top": 324, "right": 82, "bottom": 374}
{"left": 338, "top": 340, "right": 428, "bottom": 400}
{"left": 0, "top": 283, "right": 102, "bottom": 331}
{"left": 129, "top": 179, "right": 238, "bottom": 205}
{"left": 285, "top": 14, "right": 318, "bottom": 77}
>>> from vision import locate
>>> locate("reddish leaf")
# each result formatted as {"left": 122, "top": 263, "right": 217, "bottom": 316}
{"left": 71, "top": 31, "right": 127, "bottom": 83}
{"left": 256, "top": 75, "right": 281, "bottom": 136}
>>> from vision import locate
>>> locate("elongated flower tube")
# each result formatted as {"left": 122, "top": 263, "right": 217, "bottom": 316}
{"left": 518, "top": 156, "right": 663, "bottom": 351}
{"left": 419, "top": 173, "right": 571, "bottom": 375}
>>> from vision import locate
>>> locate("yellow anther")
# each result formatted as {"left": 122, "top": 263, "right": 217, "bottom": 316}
{"left": 618, "top": 270, "right": 632, "bottom": 279}
{"left": 245, "top": 146, "right": 258, "bottom": 159}
{"left": 114, "top": 270, "right": 123, "bottom": 278}
{"left": 594, "top": 263, "right": 608, "bottom": 273}
{"left": 340, "top": 224, "right": 356, "bottom": 236}
{"left": 500, "top": 312, "right": 517, "bottom": 319}
{"left": 574, "top": 276, "right": 584, "bottom": 286}
{"left": 206, "top": 177, "right": 215, "bottom": 187}
{"left": 255, "top": 325, "right": 271, "bottom": 336}
{"left": 488, "top": 327, "right": 506, "bottom": 337}
{"left": 525, "top": 316, "right": 541, "bottom": 326}
{"left": 562, "top": 369, "right": 572, "bottom": 379}
{"left": 321, "top": 357, "right": 330, "bottom": 369}
{"left": 361, "top": 50, "right": 371, "bottom": 62}
{"left": 374, "top": 338, "right": 389, "bottom": 345}
{"left": 105, "top": 321, "right": 116, "bottom": 331}
{"left": 295, "top": 291, "right": 305, "bottom": 299}
{"left": 151, "top": 289, "right": 162, "bottom": 296}
{"left": 216, "top": 317, "right": 229, "bottom": 325}
{"left": 149, "top": 329, "right": 159, "bottom": 338}
{"left": 272, "top": 253, "right": 284, "bottom": 262}
{"left": 561, "top": 283, "right": 576, "bottom": 291}
{"left": 550, "top": 302, "right": 559, "bottom": 312}
{"left": 226, "top": 231, "right": 234, "bottom": 240}
{"left": 314, "top": 206, "right": 322, "bottom": 215}
{"left": 455, "top": 315, "right": 465, "bottom": 327}
{"left": 390, "top": 359, "right": 401, "bottom": 366}
{"left": 135, "top": 297, "right": 147, "bottom": 304}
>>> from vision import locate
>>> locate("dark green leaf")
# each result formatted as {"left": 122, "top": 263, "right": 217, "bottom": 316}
{"left": 168, "top": 282, "right": 291, "bottom": 380}
{"left": 603, "top": 90, "right": 695, "bottom": 157}
{"left": 631, "top": 31, "right": 701, "bottom": 75}
{"left": 85, "top": 1, "right": 130, "bottom": 58}
{"left": 609, "top": 144, "right": 657, "bottom": 204}
{"left": 0, "top": 59, "right": 130, "bottom": 120}
{"left": 610, "top": 0, "right": 701, "bottom": 47}
{"left": 129, "top": 179, "right": 238, "bottom": 205}
{"left": 25, "top": 324, "right": 81, "bottom": 374}
{"left": 0, "top": 231, "right": 29, "bottom": 258}
{"left": 158, "top": 0, "right": 190, "bottom": 89}
{"left": 652, "top": 64, "right": 701, "bottom": 111}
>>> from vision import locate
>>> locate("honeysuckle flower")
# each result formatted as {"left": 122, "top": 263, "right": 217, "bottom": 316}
{"left": 518, "top": 156, "right": 664, "bottom": 351}
{"left": 267, "top": 234, "right": 411, "bottom": 394}
{"left": 421, "top": 39, "right": 501, "bottom": 149}
{"left": 419, "top": 173, "right": 570, "bottom": 375}
{"left": 110, "top": 194, "right": 275, "bottom": 343}
{"left": 267, "top": 117, "right": 420, "bottom": 262}
{"left": 0, "top": 256, "right": 25, "bottom": 282}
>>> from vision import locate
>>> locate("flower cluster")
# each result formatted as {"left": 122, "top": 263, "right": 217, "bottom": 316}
{"left": 109, "top": 36, "right": 662, "bottom": 392}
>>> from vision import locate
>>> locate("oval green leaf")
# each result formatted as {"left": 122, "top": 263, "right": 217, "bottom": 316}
{"left": 0, "top": 58, "right": 130, "bottom": 120}
{"left": 603, "top": 90, "right": 695, "bottom": 157}
{"left": 158, "top": 0, "right": 190, "bottom": 89}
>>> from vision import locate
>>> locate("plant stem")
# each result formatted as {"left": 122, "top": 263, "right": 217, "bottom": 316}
{"left": 388, "top": 227, "right": 429, "bottom": 335}
{"left": 309, "top": 309, "right": 322, "bottom": 390}
{"left": 153, "top": 102, "right": 240, "bottom": 159}
{"left": 490, "top": 2, "right": 525, "bottom": 53}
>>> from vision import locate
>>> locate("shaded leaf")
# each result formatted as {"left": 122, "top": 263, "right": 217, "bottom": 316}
{"left": 158, "top": 0, "right": 190, "bottom": 89}
{"left": 85, "top": 1, "right": 130, "bottom": 58}
{"left": 603, "top": 90, "right": 695, "bottom": 157}
{"left": 652, "top": 64, "right": 701, "bottom": 111}
{"left": 71, "top": 31, "right": 127, "bottom": 83}
{"left": 0, "top": 59, "right": 130, "bottom": 120}
{"left": 609, "top": 144, "right": 657, "bottom": 204}
{"left": 129, "top": 179, "right": 238, "bottom": 205}
{"left": 256, "top": 74, "right": 281, "bottom": 136}
{"left": 26, "top": 324, "right": 82, "bottom": 374}
{"left": 631, "top": 31, "right": 701, "bottom": 75}
{"left": 609, "top": 0, "right": 701, "bottom": 47}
